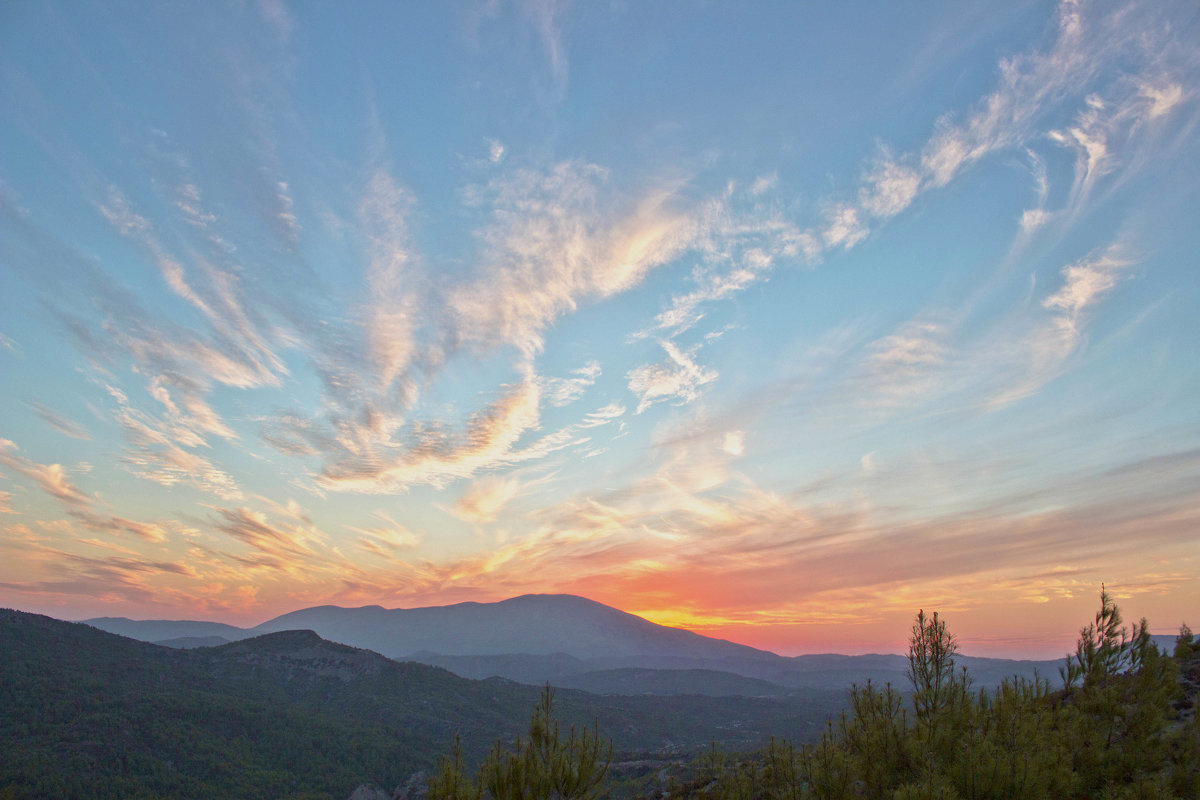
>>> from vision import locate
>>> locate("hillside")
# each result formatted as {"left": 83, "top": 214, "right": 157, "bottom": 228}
{"left": 0, "top": 609, "right": 506, "bottom": 798}
{"left": 1, "top": 609, "right": 842, "bottom": 799}
{"left": 85, "top": 616, "right": 252, "bottom": 642}
{"left": 555, "top": 667, "right": 791, "bottom": 697}
{"left": 663, "top": 598, "right": 1200, "bottom": 799}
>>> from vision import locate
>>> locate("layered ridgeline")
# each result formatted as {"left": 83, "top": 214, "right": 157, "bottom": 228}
{"left": 7, "top": 595, "right": 1192, "bottom": 799}
{"left": 0, "top": 608, "right": 841, "bottom": 799}
{"left": 86, "top": 593, "right": 1061, "bottom": 695}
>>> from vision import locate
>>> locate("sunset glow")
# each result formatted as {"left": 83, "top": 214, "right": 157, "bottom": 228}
{"left": 1, "top": 0, "right": 1198, "bottom": 658}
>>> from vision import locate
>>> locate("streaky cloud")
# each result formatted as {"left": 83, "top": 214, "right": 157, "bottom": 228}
{"left": 27, "top": 402, "right": 92, "bottom": 441}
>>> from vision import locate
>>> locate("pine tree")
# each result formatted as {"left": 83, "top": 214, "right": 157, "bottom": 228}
{"left": 432, "top": 685, "right": 611, "bottom": 800}
{"left": 1060, "top": 585, "right": 1151, "bottom": 694}
{"left": 1174, "top": 623, "right": 1194, "bottom": 659}
{"left": 427, "top": 735, "right": 481, "bottom": 800}
{"left": 907, "top": 610, "right": 962, "bottom": 730}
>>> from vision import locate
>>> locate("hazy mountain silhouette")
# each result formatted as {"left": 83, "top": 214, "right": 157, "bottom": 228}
{"left": 85, "top": 593, "right": 1063, "bottom": 693}
{"left": 152, "top": 634, "right": 233, "bottom": 648}
{"left": 254, "top": 593, "right": 777, "bottom": 661}
{"left": 86, "top": 616, "right": 251, "bottom": 642}
{"left": 88, "top": 593, "right": 776, "bottom": 662}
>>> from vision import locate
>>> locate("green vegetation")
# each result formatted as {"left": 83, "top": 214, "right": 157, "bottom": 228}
{"left": 5, "top": 589, "right": 1196, "bottom": 799}
{"left": 429, "top": 686, "right": 611, "bottom": 800}
{"left": 0, "top": 614, "right": 435, "bottom": 799}
{"left": 424, "top": 588, "right": 1198, "bottom": 798}
{"left": 653, "top": 588, "right": 1198, "bottom": 799}
{"left": 0, "top": 610, "right": 835, "bottom": 799}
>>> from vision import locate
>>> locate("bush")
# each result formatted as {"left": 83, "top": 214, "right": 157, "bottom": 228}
{"left": 673, "top": 588, "right": 1190, "bottom": 800}
{"left": 429, "top": 686, "right": 610, "bottom": 800}
{"left": 431, "top": 589, "right": 1193, "bottom": 800}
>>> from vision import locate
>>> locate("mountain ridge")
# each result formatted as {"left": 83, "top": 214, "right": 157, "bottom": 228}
{"left": 2, "top": 607, "right": 843, "bottom": 798}
{"left": 83, "top": 592, "right": 1068, "bottom": 693}
{"left": 86, "top": 592, "right": 780, "bottom": 661}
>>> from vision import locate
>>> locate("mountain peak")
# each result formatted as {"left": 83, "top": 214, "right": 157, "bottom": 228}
{"left": 243, "top": 628, "right": 323, "bottom": 645}
{"left": 249, "top": 594, "right": 777, "bottom": 662}
{"left": 500, "top": 593, "right": 610, "bottom": 607}
{"left": 208, "top": 628, "right": 393, "bottom": 682}
{"left": 79, "top": 595, "right": 782, "bottom": 664}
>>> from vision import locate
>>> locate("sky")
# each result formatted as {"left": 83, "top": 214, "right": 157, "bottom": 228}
{"left": 1, "top": 0, "right": 1197, "bottom": 659}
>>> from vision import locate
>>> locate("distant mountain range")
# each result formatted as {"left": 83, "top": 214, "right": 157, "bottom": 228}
{"left": 6, "top": 605, "right": 1188, "bottom": 799}
{"left": 93, "top": 593, "right": 771, "bottom": 659}
{"left": 85, "top": 593, "right": 1067, "bottom": 695}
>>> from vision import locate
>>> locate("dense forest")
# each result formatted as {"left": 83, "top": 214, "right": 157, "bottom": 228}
{"left": 425, "top": 590, "right": 1199, "bottom": 799}
{"left": 1, "top": 590, "right": 1196, "bottom": 799}
{"left": 0, "top": 609, "right": 837, "bottom": 799}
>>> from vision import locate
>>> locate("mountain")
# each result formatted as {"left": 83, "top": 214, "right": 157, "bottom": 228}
{"left": 85, "top": 616, "right": 253, "bottom": 642}
{"left": 555, "top": 667, "right": 792, "bottom": 697}
{"left": 1, "top": 609, "right": 432, "bottom": 798}
{"left": 153, "top": 634, "right": 233, "bottom": 648}
{"left": 254, "top": 593, "right": 778, "bottom": 662}
{"left": 84, "top": 593, "right": 1065, "bottom": 694}
{"left": 3, "top": 608, "right": 842, "bottom": 799}
{"left": 84, "top": 594, "right": 774, "bottom": 662}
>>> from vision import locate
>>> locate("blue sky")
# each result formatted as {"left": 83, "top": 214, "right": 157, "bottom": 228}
{"left": 1, "top": 0, "right": 1197, "bottom": 657}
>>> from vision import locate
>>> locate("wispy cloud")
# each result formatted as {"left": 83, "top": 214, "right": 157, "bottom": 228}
{"left": 1, "top": 0, "right": 1195, "bottom": 645}
{"left": 579, "top": 401, "right": 626, "bottom": 428}
{"left": 0, "top": 536, "right": 200, "bottom": 607}
{"left": 628, "top": 340, "right": 718, "bottom": 414}
{"left": 1140, "top": 81, "right": 1185, "bottom": 119}
{"left": 1042, "top": 246, "right": 1133, "bottom": 324}
{"left": 272, "top": 181, "right": 301, "bottom": 247}
{"left": 857, "top": 321, "right": 951, "bottom": 407}
{"left": 403, "top": 439, "right": 1200, "bottom": 643}
{"left": 360, "top": 167, "right": 423, "bottom": 398}
{"left": 640, "top": 191, "right": 815, "bottom": 339}
{"left": 859, "top": 156, "right": 922, "bottom": 218}
{"left": 986, "top": 243, "right": 1134, "bottom": 408}
{"left": 174, "top": 183, "right": 217, "bottom": 228}
{"left": 0, "top": 441, "right": 176, "bottom": 545}
{"left": 350, "top": 511, "right": 423, "bottom": 557}
{"left": 822, "top": 204, "right": 868, "bottom": 250}
{"left": 801, "top": 0, "right": 1189, "bottom": 267}
{"left": 452, "top": 162, "right": 693, "bottom": 358}
{"left": 27, "top": 402, "right": 91, "bottom": 440}
{"left": 541, "top": 361, "right": 600, "bottom": 407}
{"left": 453, "top": 474, "right": 522, "bottom": 522}
{"left": 823, "top": 241, "right": 1136, "bottom": 416}
{"left": 69, "top": 510, "right": 169, "bottom": 544}
{"left": 213, "top": 506, "right": 319, "bottom": 568}
{"left": 315, "top": 371, "right": 543, "bottom": 491}
{"left": 259, "top": 160, "right": 698, "bottom": 492}
{"left": 0, "top": 440, "right": 92, "bottom": 508}
{"left": 104, "top": 383, "right": 243, "bottom": 500}
{"left": 519, "top": 0, "right": 570, "bottom": 93}
{"left": 257, "top": 0, "right": 296, "bottom": 42}
{"left": 95, "top": 184, "right": 287, "bottom": 390}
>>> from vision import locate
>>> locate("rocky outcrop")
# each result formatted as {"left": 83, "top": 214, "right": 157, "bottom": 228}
{"left": 204, "top": 629, "right": 393, "bottom": 683}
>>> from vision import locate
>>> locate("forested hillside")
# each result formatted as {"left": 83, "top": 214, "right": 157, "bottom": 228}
{"left": 422, "top": 591, "right": 1199, "bottom": 800}
{"left": 0, "top": 610, "right": 839, "bottom": 799}
{"left": 3, "top": 591, "right": 1195, "bottom": 799}
{"left": 0, "top": 611, "right": 462, "bottom": 798}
